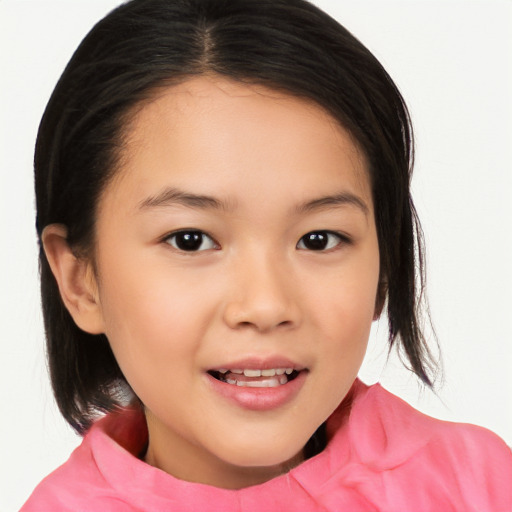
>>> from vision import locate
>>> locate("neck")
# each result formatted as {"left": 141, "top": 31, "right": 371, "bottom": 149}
{"left": 145, "top": 442, "right": 304, "bottom": 489}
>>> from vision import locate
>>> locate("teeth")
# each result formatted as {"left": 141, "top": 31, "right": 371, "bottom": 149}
{"left": 214, "top": 367, "right": 298, "bottom": 387}
{"left": 218, "top": 370, "right": 297, "bottom": 387}
{"left": 229, "top": 377, "right": 283, "bottom": 388}
{"left": 245, "top": 378, "right": 280, "bottom": 388}
{"left": 216, "top": 367, "right": 294, "bottom": 375}
{"left": 243, "top": 369, "right": 261, "bottom": 377}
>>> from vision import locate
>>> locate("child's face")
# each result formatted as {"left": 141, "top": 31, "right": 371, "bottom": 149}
{"left": 90, "top": 76, "right": 380, "bottom": 487}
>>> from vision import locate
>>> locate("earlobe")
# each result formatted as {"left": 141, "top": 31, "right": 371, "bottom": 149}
{"left": 42, "top": 224, "right": 105, "bottom": 335}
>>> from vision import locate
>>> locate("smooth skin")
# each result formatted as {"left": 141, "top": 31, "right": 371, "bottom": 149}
{"left": 43, "top": 76, "right": 381, "bottom": 489}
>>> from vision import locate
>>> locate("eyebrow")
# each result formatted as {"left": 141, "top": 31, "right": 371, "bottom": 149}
{"left": 138, "top": 187, "right": 230, "bottom": 211}
{"left": 138, "top": 186, "right": 369, "bottom": 217}
{"left": 295, "top": 192, "right": 369, "bottom": 216}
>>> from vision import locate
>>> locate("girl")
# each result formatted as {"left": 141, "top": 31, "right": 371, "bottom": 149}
{"left": 20, "top": 0, "right": 511, "bottom": 509}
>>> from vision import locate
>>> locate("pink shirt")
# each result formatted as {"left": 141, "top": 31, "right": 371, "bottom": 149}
{"left": 22, "top": 380, "right": 512, "bottom": 511}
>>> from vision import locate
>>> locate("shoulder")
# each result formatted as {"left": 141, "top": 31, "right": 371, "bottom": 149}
{"left": 361, "top": 381, "right": 512, "bottom": 468}
{"left": 420, "top": 409, "right": 512, "bottom": 506}
{"left": 373, "top": 382, "right": 511, "bottom": 455}
{"left": 20, "top": 443, "right": 133, "bottom": 511}
{"left": 349, "top": 382, "right": 512, "bottom": 509}
{"left": 20, "top": 409, "right": 147, "bottom": 511}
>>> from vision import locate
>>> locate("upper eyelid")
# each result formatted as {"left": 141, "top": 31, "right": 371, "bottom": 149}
{"left": 162, "top": 228, "right": 214, "bottom": 240}
{"left": 300, "top": 230, "right": 351, "bottom": 241}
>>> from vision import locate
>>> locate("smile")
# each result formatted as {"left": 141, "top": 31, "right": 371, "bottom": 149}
{"left": 208, "top": 368, "right": 300, "bottom": 388}
{"left": 206, "top": 362, "right": 307, "bottom": 410}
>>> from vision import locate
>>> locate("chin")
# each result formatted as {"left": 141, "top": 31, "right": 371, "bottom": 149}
{"left": 215, "top": 434, "right": 307, "bottom": 470}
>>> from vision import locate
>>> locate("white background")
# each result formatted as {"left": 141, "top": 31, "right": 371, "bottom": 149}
{"left": 1, "top": 0, "right": 511, "bottom": 510}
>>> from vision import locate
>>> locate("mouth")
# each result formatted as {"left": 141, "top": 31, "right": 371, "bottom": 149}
{"left": 208, "top": 367, "right": 302, "bottom": 388}
{"left": 206, "top": 361, "right": 308, "bottom": 410}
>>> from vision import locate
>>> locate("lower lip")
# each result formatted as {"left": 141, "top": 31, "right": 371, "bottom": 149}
{"left": 206, "top": 371, "right": 307, "bottom": 411}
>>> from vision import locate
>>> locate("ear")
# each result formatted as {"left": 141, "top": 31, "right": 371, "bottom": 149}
{"left": 42, "top": 224, "right": 105, "bottom": 335}
{"left": 373, "top": 278, "right": 387, "bottom": 320}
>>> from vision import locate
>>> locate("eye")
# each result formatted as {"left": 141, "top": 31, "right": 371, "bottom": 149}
{"left": 165, "top": 230, "right": 218, "bottom": 252}
{"left": 296, "top": 231, "right": 346, "bottom": 251}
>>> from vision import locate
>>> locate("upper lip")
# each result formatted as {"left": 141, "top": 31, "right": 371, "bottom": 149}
{"left": 208, "top": 357, "right": 306, "bottom": 372}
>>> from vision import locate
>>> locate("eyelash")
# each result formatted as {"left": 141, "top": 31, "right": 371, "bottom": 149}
{"left": 164, "top": 230, "right": 219, "bottom": 252}
{"left": 163, "top": 230, "right": 350, "bottom": 253}
{"left": 296, "top": 230, "right": 349, "bottom": 252}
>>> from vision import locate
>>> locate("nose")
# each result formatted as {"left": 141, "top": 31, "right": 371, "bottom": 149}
{"left": 222, "top": 250, "right": 301, "bottom": 333}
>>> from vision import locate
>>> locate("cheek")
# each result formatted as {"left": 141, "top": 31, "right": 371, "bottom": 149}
{"left": 95, "top": 255, "right": 218, "bottom": 383}
{"left": 303, "top": 246, "right": 380, "bottom": 392}
{"left": 309, "top": 255, "right": 379, "bottom": 338}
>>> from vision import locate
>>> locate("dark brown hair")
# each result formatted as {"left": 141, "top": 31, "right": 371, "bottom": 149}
{"left": 35, "top": 0, "right": 437, "bottom": 434}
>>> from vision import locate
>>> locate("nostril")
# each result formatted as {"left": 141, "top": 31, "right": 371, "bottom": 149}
{"left": 235, "top": 319, "right": 294, "bottom": 332}
{"left": 223, "top": 298, "right": 300, "bottom": 332}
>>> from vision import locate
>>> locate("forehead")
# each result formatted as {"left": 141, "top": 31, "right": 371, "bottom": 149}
{"left": 104, "top": 76, "right": 372, "bottom": 216}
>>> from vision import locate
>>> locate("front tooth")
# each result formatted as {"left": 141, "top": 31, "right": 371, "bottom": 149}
{"left": 243, "top": 369, "right": 262, "bottom": 377}
{"left": 285, "top": 368, "right": 293, "bottom": 375}
{"left": 261, "top": 369, "right": 276, "bottom": 377}
{"left": 267, "top": 378, "right": 281, "bottom": 388}
{"left": 231, "top": 369, "right": 243, "bottom": 374}
{"left": 276, "top": 368, "right": 286, "bottom": 375}
{"left": 246, "top": 378, "right": 280, "bottom": 388}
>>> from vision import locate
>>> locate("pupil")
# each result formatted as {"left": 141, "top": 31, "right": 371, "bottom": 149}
{"left": 304, "top": 232, "right": 327, "bottom": 250}
{"left": 176, "top": 232, "right": 202, "bottom": 251}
